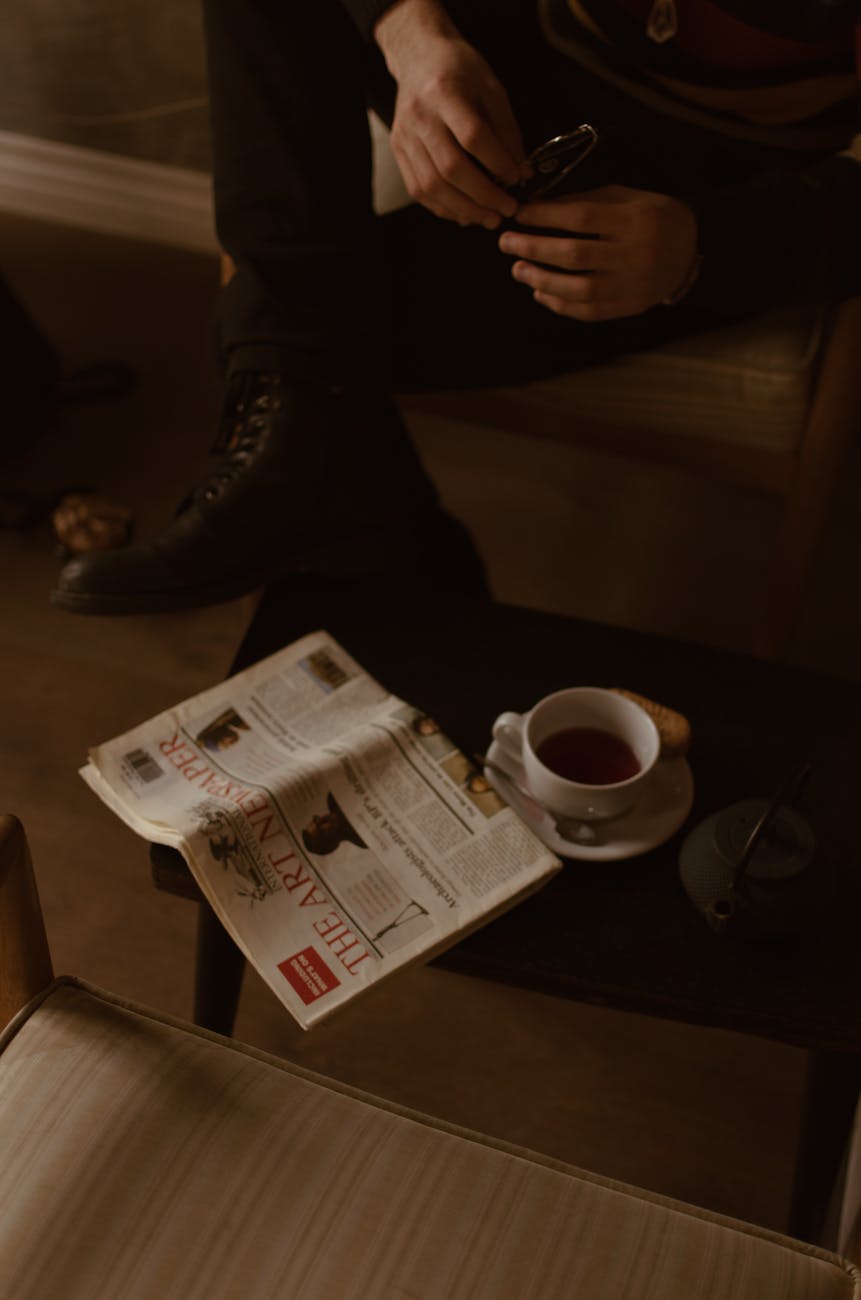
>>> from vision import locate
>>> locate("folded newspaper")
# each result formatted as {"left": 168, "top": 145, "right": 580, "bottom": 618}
{"left": 82, "top": 630, "right": 561, "bottom": 1029}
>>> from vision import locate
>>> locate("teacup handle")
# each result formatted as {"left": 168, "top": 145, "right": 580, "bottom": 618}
{"left": 492, "top": 711, "right": 525, "bottom": 765}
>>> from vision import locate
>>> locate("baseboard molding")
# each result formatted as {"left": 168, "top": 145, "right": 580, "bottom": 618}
{"left": 0, "top": 129, "right": 217, "bottom": 253}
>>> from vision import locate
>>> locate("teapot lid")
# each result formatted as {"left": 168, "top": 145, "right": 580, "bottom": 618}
{"left": 715, "top": 800, "right": 815, "bottom": 883}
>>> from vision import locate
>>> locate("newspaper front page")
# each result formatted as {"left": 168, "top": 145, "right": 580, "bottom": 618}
{"left": 82, "top": 630, "right": 561, "bottom": 1028}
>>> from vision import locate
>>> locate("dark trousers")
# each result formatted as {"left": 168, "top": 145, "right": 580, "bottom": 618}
{"left": 203, "top": 0, "right": 815, "bottom": 395}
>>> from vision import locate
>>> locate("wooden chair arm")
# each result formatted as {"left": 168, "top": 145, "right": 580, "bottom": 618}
{"left": 0, "top": 815, "right": 53, "bottom": 1027}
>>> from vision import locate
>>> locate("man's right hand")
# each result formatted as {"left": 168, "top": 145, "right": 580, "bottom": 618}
{"left": 374, "top": 0, "right": 528, "bottom": 228}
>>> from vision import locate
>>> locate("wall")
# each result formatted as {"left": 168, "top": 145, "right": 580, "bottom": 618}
{"left": 0, "top": 0, "right": 210, "bottom": 170}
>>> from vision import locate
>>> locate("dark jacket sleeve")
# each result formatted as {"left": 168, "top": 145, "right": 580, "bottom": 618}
{"left": 339, "top": 0, "right": 401, "bottom": 42}
{"left": 668, "top": 16, "right": 861, "bottom": 309}
{"left": 540, "top": 0, "right": 861, "bottom": 309}
{"left": 690, "top": 149, "right": 861, "bottom": 311}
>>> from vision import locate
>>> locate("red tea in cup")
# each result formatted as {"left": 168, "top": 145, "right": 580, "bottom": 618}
{"left": 535, "top": 726, "right": 641, "bottom": 786}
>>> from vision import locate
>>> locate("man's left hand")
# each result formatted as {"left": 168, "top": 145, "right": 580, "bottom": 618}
{"left": 498, "top": 185, "right": 700, "bottom": 320}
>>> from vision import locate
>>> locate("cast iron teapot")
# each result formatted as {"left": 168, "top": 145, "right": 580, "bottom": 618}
{"left": 679, "top": 764, "right": 818, "bottom": 938}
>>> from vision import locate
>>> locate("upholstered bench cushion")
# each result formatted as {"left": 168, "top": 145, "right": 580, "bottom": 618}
{"left": 479, "top": 306, "right": 825, "bottom": 453}
{"left": 0, "top": 980, "right": 857, "bottom": 1300}
{"left": 371, "top": 115, "right": 824, "bottom": 455}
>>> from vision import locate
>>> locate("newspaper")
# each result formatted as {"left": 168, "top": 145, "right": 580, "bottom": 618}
{"left": 82, "top": 630, "right": 561, "bottom": 1029}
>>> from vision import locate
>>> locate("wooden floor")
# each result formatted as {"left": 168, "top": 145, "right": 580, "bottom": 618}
{"left": 2, "top": 210, "right": 858, "bottom": 1239}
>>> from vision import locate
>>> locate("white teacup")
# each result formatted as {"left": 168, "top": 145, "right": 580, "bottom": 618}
{"left": 492, "top": 687, "right": 660, "bottom": 823}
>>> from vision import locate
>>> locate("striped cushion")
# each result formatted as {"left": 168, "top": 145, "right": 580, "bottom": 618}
{"left": 0, "top": 980, "right": 857, "bottom": 1300}
{"left": 474, "top": 306, "right": 824, "bottom": 453}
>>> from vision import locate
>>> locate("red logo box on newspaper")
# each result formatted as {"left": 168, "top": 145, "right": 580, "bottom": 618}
{"left": 278, "top": 947, "right": 341, "bottom": 1005}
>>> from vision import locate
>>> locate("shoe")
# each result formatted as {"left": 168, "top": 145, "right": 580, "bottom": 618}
{"left": 50, "top": 372, "right": 441, "bottom": 615}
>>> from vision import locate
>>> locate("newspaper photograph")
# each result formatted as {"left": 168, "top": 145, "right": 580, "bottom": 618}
{"left": 82, "top": 630, "right": 561, "bottom": 1029}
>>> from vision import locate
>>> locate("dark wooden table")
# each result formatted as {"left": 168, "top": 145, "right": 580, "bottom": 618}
{"left": 151, "top": 572, "right": 861, "bottom": 1246}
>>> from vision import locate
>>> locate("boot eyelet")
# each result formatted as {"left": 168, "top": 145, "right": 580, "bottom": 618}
{"left": 203, "top": 486, "right": 220, "bottom": 502}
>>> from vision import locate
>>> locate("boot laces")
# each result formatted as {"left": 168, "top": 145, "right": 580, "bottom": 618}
{"left": 199, "top": 373, "right": 283, "bottom": 502}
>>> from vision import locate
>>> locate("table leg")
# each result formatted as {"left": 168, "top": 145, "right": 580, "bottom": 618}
{"left": 789, "top": 1049, "right": 861, "bottom": 1246}
{"left": 194, "top": 902, "right": 246, "bottom": 1035}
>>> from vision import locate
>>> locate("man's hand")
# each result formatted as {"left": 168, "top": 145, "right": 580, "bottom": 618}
{"left": 498, "top": 185, "right": 700, "bottom": 319}
{"left": 375, "top": 0, "right": 527, "bottom": 228}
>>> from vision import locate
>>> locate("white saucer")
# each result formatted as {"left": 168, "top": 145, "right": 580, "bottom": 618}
{"left": 484, "top": 738, "right": 694, "bottom": 862}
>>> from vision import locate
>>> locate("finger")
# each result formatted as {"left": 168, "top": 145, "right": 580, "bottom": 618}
{"left": 514, "top": 197, "right": 625, "bottom": 239}
{"left": 424, "top": 124, "right": 518, "bottom": 218}
{"left": 448, "top": 97, "right": 525, "bottom": 189}
{"left": 511, "top": 260, "right": 619, "bottom": 302}
{"left": 402, "top": 138, "right": 496, "bottom": 226}
{"left": 395, "top": 148, "right": 457, "bottom": 222}
{"left": 480, "top": 79, "right": 527, "bottom": 175}
{"left": 498, "top": 230, "right": 614, "bottom": 273}
{"left": 394, "top": 150, "right": 423, "bottom": 208}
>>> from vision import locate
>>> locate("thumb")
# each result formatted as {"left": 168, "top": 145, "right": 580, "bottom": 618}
{"left": 481, "top": 85, "right": 527, "bottom": 176}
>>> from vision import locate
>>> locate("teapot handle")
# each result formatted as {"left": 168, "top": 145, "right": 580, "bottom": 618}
{"left": 732, "top": 761, "right": 812, "bottom": 887}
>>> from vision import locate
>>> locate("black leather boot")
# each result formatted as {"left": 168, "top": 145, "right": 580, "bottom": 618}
{"left": 50, "top": 372, "right": 443, "bottom": 614}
